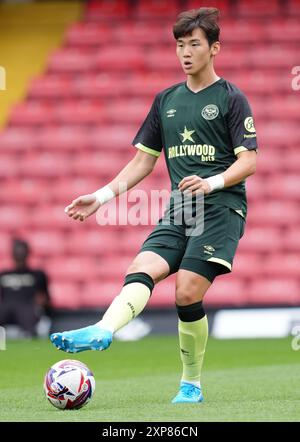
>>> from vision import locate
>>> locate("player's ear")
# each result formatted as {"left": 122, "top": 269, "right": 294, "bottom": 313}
{"left": 210, "top": 41, "right": 220, "bottom": 56}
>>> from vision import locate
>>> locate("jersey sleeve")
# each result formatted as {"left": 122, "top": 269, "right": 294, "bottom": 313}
{"left": 132, "top": 93, "right": 163, "bottom": 157}
{"left": 227, "top": 90, "right": 258, "bottom": 156}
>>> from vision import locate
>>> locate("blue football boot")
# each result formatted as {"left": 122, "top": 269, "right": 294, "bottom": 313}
{"left": 171, "top": 381, "right": 204, "bottom": 404}
{"left": 50, "top": 325, "right": 113, "bottom": 353}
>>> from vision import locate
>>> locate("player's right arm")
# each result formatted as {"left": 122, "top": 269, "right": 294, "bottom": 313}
{"left": 65, "top": 149, "right": 158, "bottom": 222}
{"left": 65, "top": 93, "right": 163, "bottom": 222}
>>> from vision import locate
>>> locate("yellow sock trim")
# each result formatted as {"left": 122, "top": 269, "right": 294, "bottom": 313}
{"left": 178, "top": 316, "right": 208, "bottom": 384}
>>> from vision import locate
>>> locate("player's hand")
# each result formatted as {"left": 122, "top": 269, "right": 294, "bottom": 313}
{"left": 178, "top": 175, "right": 212, "bottom": 195}
{"left": 64, "top": 194, "right": 101, "bottom": 222}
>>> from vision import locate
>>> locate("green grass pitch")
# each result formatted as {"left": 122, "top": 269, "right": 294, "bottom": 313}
{"left": 0, "top": 336, "right": 299, "bottom": 422}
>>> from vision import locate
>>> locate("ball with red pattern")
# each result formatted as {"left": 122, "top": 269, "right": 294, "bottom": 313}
{"left": 44, "top": 359, "right": 95, "bottom": 409}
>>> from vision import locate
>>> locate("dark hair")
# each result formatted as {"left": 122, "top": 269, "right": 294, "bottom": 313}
{"left": 173, "top": 7, "right": 220, "bottom": 46}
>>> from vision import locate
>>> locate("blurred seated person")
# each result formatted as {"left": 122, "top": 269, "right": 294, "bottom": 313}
{"left": 0, "top": 239, "right": 51, "bottom": 337}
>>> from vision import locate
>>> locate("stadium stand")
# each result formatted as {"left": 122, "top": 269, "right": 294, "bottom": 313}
{"left": 0, "top": 0, "right": 299, "bottom": 309}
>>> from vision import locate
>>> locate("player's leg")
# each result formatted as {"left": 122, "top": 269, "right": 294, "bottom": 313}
{"left": 171, "top": 263, "right": 221, "bottom": 403}
{"left": 50, "top": 218, "right": 186, "bottom": 353}
{"left": 172, "top": 205, "right": 245, "bottom": 403}
{"left": 50, "top": 251, "right": 171, "bottom": 353}
{"left": 96, "top": 251, "right": 170, "bottom": 334}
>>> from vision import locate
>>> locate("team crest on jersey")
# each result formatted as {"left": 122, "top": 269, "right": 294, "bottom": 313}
{"left": 244, "top": 116, "right": 256, "bottom": 133}
{"left": 201, "top": 104, "right": 219, "bottom": 120}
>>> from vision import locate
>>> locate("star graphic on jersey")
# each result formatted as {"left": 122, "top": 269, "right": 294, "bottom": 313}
{"left": 180, "top": 126, "right": 195, "bottom": 143}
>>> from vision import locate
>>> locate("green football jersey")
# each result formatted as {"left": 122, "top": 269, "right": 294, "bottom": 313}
{"left": 132, "top": 78, "right": 258, "bottom": 218}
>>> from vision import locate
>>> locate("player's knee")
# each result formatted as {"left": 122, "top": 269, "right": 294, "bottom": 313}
{"left": 126, "top": 262, "right": 165, "bottom": 284}
{"left": 175, "top": 286, "right": 204, "bottom": 305}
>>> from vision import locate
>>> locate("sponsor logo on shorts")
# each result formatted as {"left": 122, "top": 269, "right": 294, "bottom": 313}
{"left": 204, "top": 245, "right": 215, "bottom": 255}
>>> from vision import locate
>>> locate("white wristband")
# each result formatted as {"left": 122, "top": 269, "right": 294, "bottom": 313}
{"left": 205, "top": 174, "right": 225, "bottom": 192}
{"left": 93, "top": 185, "right": 116, "bottom": 205}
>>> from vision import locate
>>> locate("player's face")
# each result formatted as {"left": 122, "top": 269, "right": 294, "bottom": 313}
{"left": 176, "top": 28, "right": 219, "bottom": 75}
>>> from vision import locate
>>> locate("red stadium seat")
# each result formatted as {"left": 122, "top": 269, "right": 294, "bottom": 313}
{"left": 80, "top": 281, "right": 119, "bottom": 307}
{"left": 287, "top": 0, "right": 300, "bottom": 15}
{"left": 71, "top": 74, "right": 126, "bottom": 98}
{"left": 221, "top": 22, "right": 264, "bottom": 44}
{"left": 233, "top": 253, "right": 266, "bottom": 279}
{"left": 50, "top": 282, "right": 81, "bottom": 309}
{"left": 264, "top": 96, "right": 299, "bottom": 120}
{"left": 85, "top": 0, "right": 130, "bottom": 21}
{"left": 255, "top": 150, "right": 285, "bottom": 174}
{"left": 236, "top": 0, "right": 280, "bottom": 17}
{"left": 65, "top": 229, "right": 120, "bottom": 257}
{"left": 19, "top": 152, "right": 71, "bottom": 178}
{"left": 72, "top": 153, "right": 126, "bottom": 178}
{"left": 216, "top": 48, "right": 250, "bottom": 69}
{"left": 0, "top": 128, "right": 40, "bottom": 151}
{"left": 281, "top": 152, "right": 300, "bottom": 173}
{"left": 146, "top": 49, "right": 184, "bottom": 72}
{"left": 267, "top": 20, "right": 300, "bottom": 42}
{"left": 246, "top": 176, "right": 269, "bottom": 202}
{"left": 265, "top": 175, "right": 300, "bottom": 201}
{"left": 258, "top": 123, "right": 300, "bottom": 147}
{"left": 50, "top": 177, "right": 101, "bottom": 203}
{"left": 94, "top": 47, "right": 145, "bottom": 72}
{"left": 48, "top": 49, "right": 96, "bottom": 73}
{"left": 0, "top": 154, "right": 20, "bottom": 178}
{"left": 2, "top": 179, "right": 51, "bottom": 205}
{"left": 238, "top": 227, "right": 283, "bottom": 253}
{"left": 264, "top": 254, "right": 300, "bottom": 278}
{"left": 228, "top": 71, "right": 292, "bottom": 95}
{"left": 115, "top": 22, "right": 173, "bottom": 45}
{"left": 29, "top": 205, "right": 70, "bottom": 230}
{"left": 283, "top": 228, "right": 300, "bottom": 252}
{"left": 28, "top": 76, "right": 72, "bottom": 99}
{"left": 96, "top": 255, "right": 132, "bottom": 280}
{"left": 247, "top": 279, "right": 300, "bottom": 305}
{"left": 0, "top": 206, "right": 28, "bottom": 230}
{"left": 0, "top": 232, "right": 13, "bottom": 259}
{"left": 87, "top": 125, "right": 136, "bottom": 150}
{"left": 9, "top": 102, "right": 54, "bottom": 126}
{"left": 65, "top": 23, "right": 111, "bottom": 46}
{"left": 26, "top": 231, "right": 66, "bottom": 257}
{"left": 54, "top": 100, "right": 104, "bottom": 125}
{"left": 39, "top": 126, "right": 88, "bottom": 150}
{"left": 148, "top": 275, "right": 177, "bottom": 307}
{"left": 46, "top": 257, "right": 99, "bottom": 282}
{"left": 205, "top": 278, "right": 248, "bottom": 307}
{"left": 246, "top": 202, "right": 300, "bottom": 227}
{"left": 104, "top": 99, "right": 151, "bottom": 124}
{"left": 135, "top": 0, "right": 179, "bottom": 19}
{"left": 250, "top": 46, "right": 299, "bottom": 68}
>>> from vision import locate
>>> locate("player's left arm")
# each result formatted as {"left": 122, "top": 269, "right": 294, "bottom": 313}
{"left": 179, "top": 149, "right": 256, "bottom": 194}
{"left": 178, "top": 150, "right": 256, "bottom": 195}
{"left": 221, "top": 149, "right": 256, "bottom": 187}
{"left": 179, "top": 88, "right": 257, "bottom": 195}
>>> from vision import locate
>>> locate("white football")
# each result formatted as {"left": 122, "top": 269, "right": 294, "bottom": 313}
{"left": 44, "top": 359, "right": 95, "bottom": 409}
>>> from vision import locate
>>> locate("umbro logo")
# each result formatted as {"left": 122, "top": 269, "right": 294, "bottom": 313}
{"left": 166, "top": 109, "right": 176, "bottom": 118}
{"left": 204, "top": 245, "right": 215, "bottom": 255}
{"left": 180, "top": 348, "right": 189, "bottom": 356}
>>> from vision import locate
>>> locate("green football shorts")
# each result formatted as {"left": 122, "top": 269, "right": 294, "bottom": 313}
{"left": 140, "top": 204, "right": 245, "bottom": 282}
